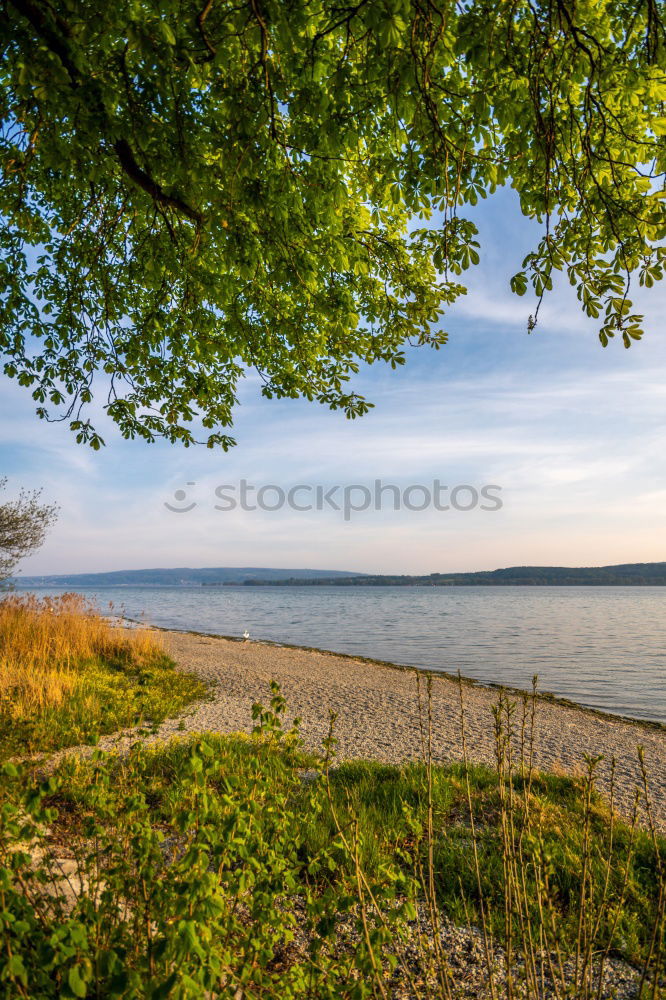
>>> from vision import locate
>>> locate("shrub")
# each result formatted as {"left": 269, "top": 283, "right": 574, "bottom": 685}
{"left": 0, "top": 682, "right": 663, "bottom": 998}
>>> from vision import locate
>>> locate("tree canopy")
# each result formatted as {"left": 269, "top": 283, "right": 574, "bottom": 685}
{"left": 1, "top": 0, "right": 664, "bottom": 448}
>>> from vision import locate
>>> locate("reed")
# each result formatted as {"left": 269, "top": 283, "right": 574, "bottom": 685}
{"left": 0, "top": 593, "right": 157, "bottom": 713}
{"left": 313, "top": 676, "right": 665, "bottom": 997}
{"left": 0, "top": 593, "right": 206, "bottom": 757}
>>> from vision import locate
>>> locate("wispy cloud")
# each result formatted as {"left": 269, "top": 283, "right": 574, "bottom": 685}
{"left": 3, "top": 193, "right": 665, "bottom": 575}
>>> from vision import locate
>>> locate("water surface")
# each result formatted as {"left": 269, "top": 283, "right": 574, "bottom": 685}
{"left": 19, "top": 585, "right": 666, "bottom": 723}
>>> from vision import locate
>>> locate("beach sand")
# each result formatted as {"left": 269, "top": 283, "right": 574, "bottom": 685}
{"left": 144, "top": 629, "right": 666, "bottom": 832}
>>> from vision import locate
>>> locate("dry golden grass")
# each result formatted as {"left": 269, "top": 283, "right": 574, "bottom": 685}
{"left": 0, "top": 593, "right": 207, "bottom": 757}
{"left": 0, "top": 593, "right": 161, "bottom": 716}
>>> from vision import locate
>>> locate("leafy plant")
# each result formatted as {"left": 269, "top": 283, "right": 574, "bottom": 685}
{"left": 1, "top": 1, "right": 664, "bottom": 447}
{"left": 0, "top": 682, "right": 663, "bottom": 997}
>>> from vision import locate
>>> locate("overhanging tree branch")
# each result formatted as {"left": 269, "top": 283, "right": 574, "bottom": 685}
{"left": 113, "top": 140, "right": 203, "bottom": 225}
{"left": 8, "top": 0, "right": 204, "bottom": 228}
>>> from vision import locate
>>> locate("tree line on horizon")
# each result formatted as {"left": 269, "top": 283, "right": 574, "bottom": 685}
{"left": 230, "top": 563, "right": 666, "bottom": 587}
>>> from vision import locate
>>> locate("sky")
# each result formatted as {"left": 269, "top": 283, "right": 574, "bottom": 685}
{"left": 2, "top": 188, "right": 665, "bottom": 577}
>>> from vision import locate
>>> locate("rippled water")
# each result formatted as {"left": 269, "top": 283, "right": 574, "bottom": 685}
{"left": 19, "top": 585, "right": 666, "bottom": 723}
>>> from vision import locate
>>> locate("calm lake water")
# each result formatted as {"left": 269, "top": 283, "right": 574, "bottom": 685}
{"left": 19, "top": 585, "right": 666, "bottom": 724}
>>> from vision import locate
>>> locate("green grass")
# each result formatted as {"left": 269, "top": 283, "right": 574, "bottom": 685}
{"left": 0, "top": 592, "right": 209, "bottom": 761}
{"left": 37, "top": 731, "right": 664, "bottom": 969}
{"left": 1, "top": 685, "right": 663, "bottom": 997}
{"left": 0, "top": 650, "right": 208, "bottom": 760}
{"left": 311, "top": 759, "right": 663, "bottom": 964}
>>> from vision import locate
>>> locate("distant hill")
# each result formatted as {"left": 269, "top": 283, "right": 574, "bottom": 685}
{"left": 15, "top": 567, "right": 365, "bottom": 587}
{"left": 240, "top": 562, "right": 666, "bottom": 586}
{"left": 14, "top": 562, "right": 666, "bottom": 588}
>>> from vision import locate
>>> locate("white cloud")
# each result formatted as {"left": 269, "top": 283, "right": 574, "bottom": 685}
{"left": 4, "top": 193, "right": 665, "bottom": 575}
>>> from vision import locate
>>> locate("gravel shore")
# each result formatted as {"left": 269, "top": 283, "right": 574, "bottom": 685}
{"left": 146, "top": 630, "right": 665, "bottom": 832}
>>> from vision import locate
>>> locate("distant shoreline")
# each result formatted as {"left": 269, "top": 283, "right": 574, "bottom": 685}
{"left": 203, "top": 580, "right": 666, "bottom": 588}
{"left": 15, "top": 560, "right": 666, "bottom": 588}
{"left": 16, "top": 580, "right": 666, "bottom": 589}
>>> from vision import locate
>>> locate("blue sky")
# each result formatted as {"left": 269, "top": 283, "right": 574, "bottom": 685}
{"left": 2, "top": 188, "right": 665, "bottom": 576}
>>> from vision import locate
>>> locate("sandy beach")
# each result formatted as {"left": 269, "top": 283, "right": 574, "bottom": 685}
{"left": 135, "top": 629, "right": 666, "bottom": 832}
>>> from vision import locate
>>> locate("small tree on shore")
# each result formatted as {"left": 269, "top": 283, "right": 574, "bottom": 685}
{"left": 0, "top": 478, "right": 58, "bottom": 585}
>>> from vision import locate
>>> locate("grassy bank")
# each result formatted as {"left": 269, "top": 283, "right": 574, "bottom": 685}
{"left": 0, "top": 593, "right": 207, "bottom": 759}
{"left": 1, "top": 684, "right": 663, "bottom": 999}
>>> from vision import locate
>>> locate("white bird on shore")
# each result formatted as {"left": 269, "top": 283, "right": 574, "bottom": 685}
{"left": 243, "top": 629, "right": 250, "bottom": 641}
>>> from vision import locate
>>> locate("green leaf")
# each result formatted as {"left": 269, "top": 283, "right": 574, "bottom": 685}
{"left": 0, "top": 0, "right": 660, "bottom": 448}
{"left": 68, "top": 966, "right": 88, "bottom": 998}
